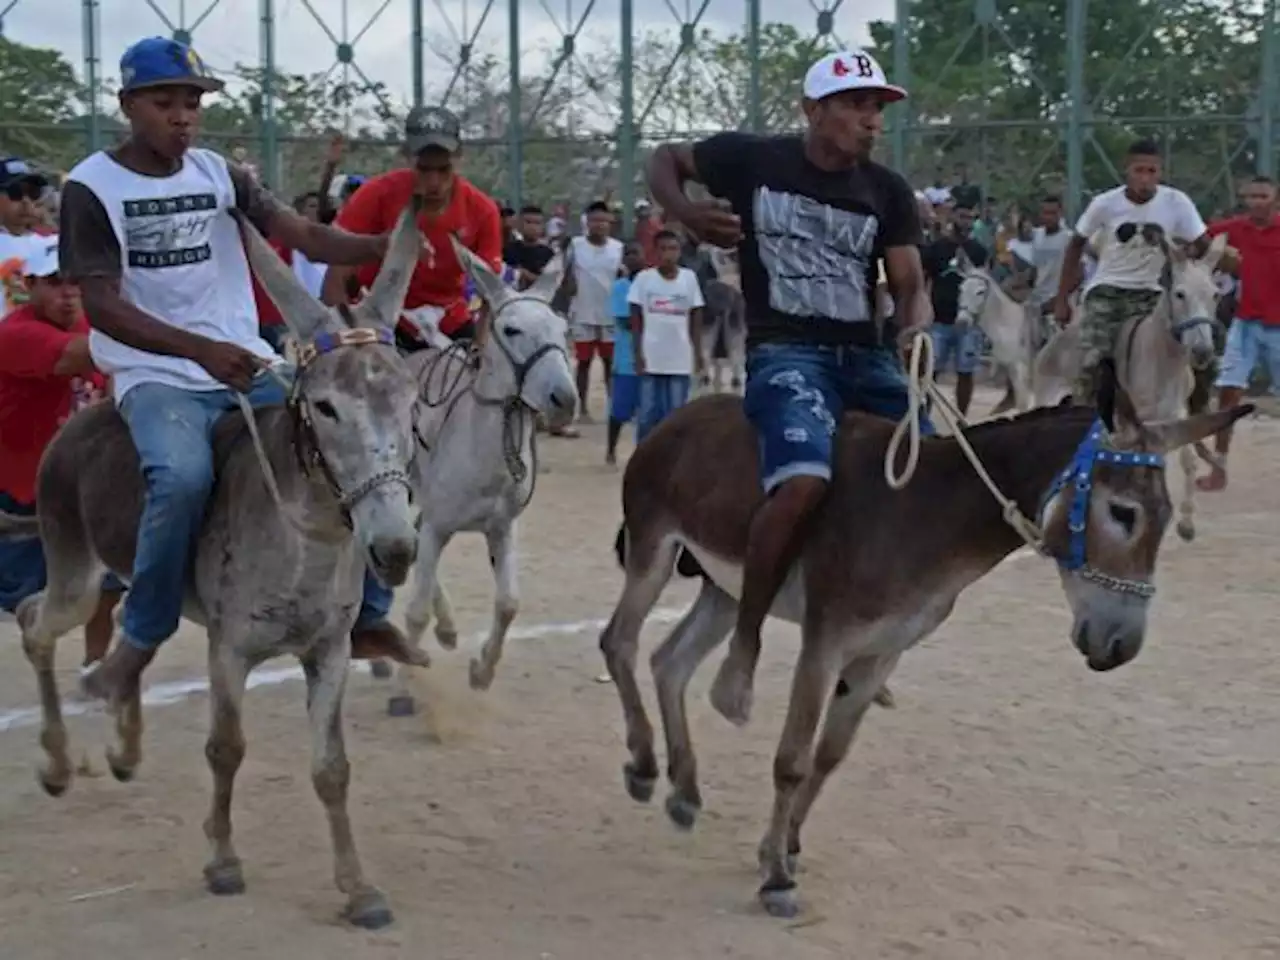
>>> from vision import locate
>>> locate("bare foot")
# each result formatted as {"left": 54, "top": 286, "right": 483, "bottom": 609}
{"left": 351, "top": 621, "right": 430, "bottom": 666}
{"left": 1195, "top": 467, "right": 1227, "bottom": 492}
{"left": 709, "top": 655, "right": 753, "bottom": 727}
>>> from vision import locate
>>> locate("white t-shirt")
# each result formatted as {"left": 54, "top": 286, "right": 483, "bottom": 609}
{"left": 1075, "top": 185, "right": 1206, "bottom": 292}
{"left": 292, "top": 249, "right": 327, "bottom": 299}
{"left": 923, "top": 185, "right": 951, "bottom": 206}
{"left": 1029, "top": 224, "right": 1071, "bottom": 306}
{"left": 627, "top": 266, "right": 704, "bottom": 376}
{"left": 67, "top": 148, "right": 276, "bottom": 399}
{"left": 569, "top": 235, "right": 624, "bottom": 327}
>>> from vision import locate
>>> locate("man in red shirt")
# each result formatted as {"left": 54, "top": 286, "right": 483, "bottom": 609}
{"left": 0, "top": 240, "right": 122, "bottom": 667}
{"left": 323, "top": 106, "right": 503, "bottom": 343}
{"left": 1198, "top": 175, "right": 1280, "bottom": 491}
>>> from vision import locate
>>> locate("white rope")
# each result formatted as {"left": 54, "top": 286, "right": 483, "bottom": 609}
{"left": 885, "top": 331, "right": 1044, "bottom": 549}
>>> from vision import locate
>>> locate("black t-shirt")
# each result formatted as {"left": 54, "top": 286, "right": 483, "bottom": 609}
{"left": 692, "top": 132, "right": 920, "bottom": 347}
{"left": 921, "top": 235, "right": 988, "bottom": 325}
{"left": 502, "top": 239, "right": 554, "bottom": 277}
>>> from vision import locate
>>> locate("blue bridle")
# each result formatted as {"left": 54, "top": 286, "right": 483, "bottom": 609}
{"left": 1040, "top": 419, "right": 1164, "bottom": 598}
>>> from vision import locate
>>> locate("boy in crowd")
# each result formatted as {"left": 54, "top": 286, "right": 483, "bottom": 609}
{"left": 628, "top": 229, "right": 704, "bottom": 442}
{"left": 605, "top": 242, "right": 646, "bottom": 466}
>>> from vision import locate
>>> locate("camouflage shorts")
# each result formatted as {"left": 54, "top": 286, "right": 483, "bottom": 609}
{"left": 1074, "top": 285, "right": 1162, "bottom": 406}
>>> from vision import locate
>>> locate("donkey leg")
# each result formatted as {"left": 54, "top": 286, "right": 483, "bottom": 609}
{"left": 203, "top": 647, "right": 249, "bottom": 896}
{"left": 106, "top": 689, "right": 144, "bottom": 782}
{"left": 1176, "top": 443, "right": 1197, "bottom": 542}
{"left": 389, "top": 528, "right": 448, "bottom": 717}
{"left": 470, "top": 521, "right": 518, "bottom": 691}
{"left": 650, "top": 582, "right": 736, "bottom": 830}
{"left": 784, "top": 654, "right": 900, "bottom": 873}
{"left": 756, "top": 638, "right": 840, "bottom": 918}
{"left": 304, "top": 646, "right": 392, "bottom": 929}
{"left": 432, "top": 580, "right": 460, "bottom": 650}
{"left": 600, "top": 534, "right": 678, "bottom": 804}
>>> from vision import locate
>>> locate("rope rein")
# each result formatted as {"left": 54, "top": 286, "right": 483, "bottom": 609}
{"left": 884, "top": 330, "right": 1044, "bottom": 550}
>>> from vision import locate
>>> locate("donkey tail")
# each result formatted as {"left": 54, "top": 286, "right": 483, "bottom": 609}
{"left": 613, "top": 522, "right": 705, "bottom": 579}
{"left": 0, "top": 510, "right": 39, "bottom": 540}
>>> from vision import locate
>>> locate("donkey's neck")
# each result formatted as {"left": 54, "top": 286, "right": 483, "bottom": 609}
{"left": 256, "top": 407, "right": 353, "bottom": 542}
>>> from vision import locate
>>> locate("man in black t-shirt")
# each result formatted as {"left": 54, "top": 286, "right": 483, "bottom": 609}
{"left": 921, "top": 203, "right": 988, "bottom": 415}
{"left": 646, "top": 47, "right": 933, "bottom": 723}
{"left": 502, "top": 203, "right": 555, "bottom": 290}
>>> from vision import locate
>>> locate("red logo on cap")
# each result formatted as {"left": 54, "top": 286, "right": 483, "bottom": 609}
{"left": 832, "top": 58, "right": 850, "bottom": 77}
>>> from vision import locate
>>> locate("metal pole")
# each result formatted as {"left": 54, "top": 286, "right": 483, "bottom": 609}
{"left": 891, "top": 0, "right": 910, "bottom": 169}
{"left": 260, "top": 0, "right": 279, "bottom": 190}
{"left": 507, "top": 0, "right": 522, "bottom": 210}
{"left": 747, "top": 0, "right": 761, "bottom": 132}
{"left": 411, "top": 0, "right": 424, "bottom": 108}
{"left": 620, "top": 0, "right": 635, "bottom": 237}
{"left": 83, "top": 0, "right": 102, "bottom": 154}
{"left": 1260, "top": 0, "right": 1277, "bottom": 177}
{"left": 1065, "top": 0, "right": 1086, "bottom": 219}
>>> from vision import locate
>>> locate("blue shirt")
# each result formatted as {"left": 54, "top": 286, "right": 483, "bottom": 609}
{"left": 611, "top": 276, "right": 635, "bottom": 375}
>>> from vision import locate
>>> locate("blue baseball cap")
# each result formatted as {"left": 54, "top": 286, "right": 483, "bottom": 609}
{"left": 120, "top": 37, "right": 224, "bottom": 95}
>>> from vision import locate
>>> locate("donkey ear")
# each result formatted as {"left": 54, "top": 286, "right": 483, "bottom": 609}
{"left": 526, "top": 251, "right": 565, "bottom": 302}
{"left": 352, "top": 195, "right": 424, "bottom": 330}
{"left": 1202, "top": 232, "right": 1229, "bottom": 271}
{"left": 232, "top": 211, "right": 338, "bottom": 340}
{"left": 1145, "top": 403, "right": 1254, "bottom": 453}
{"left": 451, "top": 236, "right": 510, "bottom": 307}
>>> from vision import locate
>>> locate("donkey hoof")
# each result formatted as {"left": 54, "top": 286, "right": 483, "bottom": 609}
{"left": 872, "top": 685, "right": 897, "bottom": 709}
{"left": 387, "top": 695, "right": 417, "bottom": 718}
{"left": 468, "top": 658, "right": 494, "bottom": 691}
{"left": 106, "top": 751, "right": 137, "bottom": 783}
{"left": 623, "top": 762, "right": 657, "bottom": 803}
{"left": 37, "top": 769, "right": 70, "bottom": 798}
{"left": 708, "top": 665, "right": 753, "bottom": 727}
{"left": 204, "top": 860, "right": 246, "bottom": 896}
{"left": 435, "top": 625, "right": 459, "bottom": 650}
{"left": 664, "top": 793, "right": 701, "bottom": 830}
{"left": 345, "top": 888, "right": 394, "bottom": 930}
{"left": 1176, "top": 521, "right": 1196, "bottom": 542}
{"left": 404, "top": 617, "right": 428, "bottom": 646}
{"left": 369, "top": 659, "right": 393, "bottom": 680}
{"left": 758, "top": 884, "right": 800, "bottom": 919}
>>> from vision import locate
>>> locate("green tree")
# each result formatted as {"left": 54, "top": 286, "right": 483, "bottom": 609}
{"left": 0, "top": 37, "right": 89, "bottom": 174}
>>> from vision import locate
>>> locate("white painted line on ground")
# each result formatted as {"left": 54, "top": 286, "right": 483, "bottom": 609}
{"left": 0, "top": 548, "right": 1041, "bottom": 735}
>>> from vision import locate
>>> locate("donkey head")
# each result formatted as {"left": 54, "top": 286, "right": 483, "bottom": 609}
{"left": 954, "top": 250, "right": 989, "bottom": 332}
{"left": 236, "top": 201, "right": 423, "bottom": 587}
{"left": 1038, "top": 379, "right": 1251, "bottom": 671}
{"left": 452, "top": 238, "right": 578, "bottom": 427}
{"left": 1158, "top": 232, "right": 1227, "bottom": 370}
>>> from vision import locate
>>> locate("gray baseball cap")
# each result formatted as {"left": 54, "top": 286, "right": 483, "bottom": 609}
{"left": 405, "top": 106, "right": 461, "bottom": 155}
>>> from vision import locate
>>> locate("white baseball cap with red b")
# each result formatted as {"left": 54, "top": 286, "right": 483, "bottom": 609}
{"left": 803, "top": 49, "right": 907, "bottom": 103}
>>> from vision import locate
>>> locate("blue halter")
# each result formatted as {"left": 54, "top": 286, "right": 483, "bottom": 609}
{"left": 1041, "top": 419, "right": 1164, "bottom": 592}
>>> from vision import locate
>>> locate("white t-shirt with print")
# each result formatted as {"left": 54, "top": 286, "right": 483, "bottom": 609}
{"left": 569, "top": 235, "right": 624, "bottom": 327}
{"left": 1075, "top": 185, "right": 1206, "bottom": 293}
{"left": 627, "top": 266, "right": 704, "bottom": 376}
{"left": 66, "top": 148, "right": 276, "bottom": 399}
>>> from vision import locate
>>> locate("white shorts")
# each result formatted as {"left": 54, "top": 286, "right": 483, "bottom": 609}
{"left": 571, "top": 322, "right": 615, "bottom": 344}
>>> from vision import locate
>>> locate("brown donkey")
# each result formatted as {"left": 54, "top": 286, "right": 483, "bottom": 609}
{"left": 599, "top": 389, "right": 1248, "bottom": 918}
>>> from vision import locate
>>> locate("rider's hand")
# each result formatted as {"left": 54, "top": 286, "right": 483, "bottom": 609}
{"left": 195, "top": 341, "right": 261, "bottom": 393}
{"left": 675, "top": 199, "right": 742, "bottom": 248}
{"left": 1052, "top": 296, "right": 1072, "bottom": 327}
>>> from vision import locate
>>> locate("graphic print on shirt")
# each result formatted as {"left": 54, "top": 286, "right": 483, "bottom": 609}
{"left": 122, "top": 193, "right": 219, "bottom": 269}
{"left": 753, "top": 186, "right": 879, "bottom": 322}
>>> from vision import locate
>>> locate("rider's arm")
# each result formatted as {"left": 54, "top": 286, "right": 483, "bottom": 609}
{"left": 1172, "top": 190, "right": 1210, "bottom": 257}
{"left": 228, "top": 164, "right": 383, "bottom": 267}
{"left": 58, "top": 181, "right": 216, "bottom": 361}
{"left": 1056, "top": 195, "right": 1107, "bottom": 304}
{"left": 648, "top": 133, "right": 752, "bottom": 221}
{"left": 882, "top": 174, "right": 930, "bottom": 333}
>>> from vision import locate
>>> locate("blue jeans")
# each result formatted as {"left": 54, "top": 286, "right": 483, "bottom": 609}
{"left": 0, "top": 492, "right": 126, "bottom": 614}
{"left": 743, "top": 342, "right": 934, "bottom": 492}
{"left": 1216, "top": 318, "right": 1280, "bottom": 390}
{"left": 930, "top": 324, "right": 981, "bottom": 375}
{"left": 117, "top": 375, "right": 392, "bottom": 650}
{"left": 636, "top": 374, "right": 692, "bottom": 443}
{"left": 610, "top": 372, "right": 641, "bottom": 423}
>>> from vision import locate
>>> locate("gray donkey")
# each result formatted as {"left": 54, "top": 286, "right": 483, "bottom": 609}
{"left": 0, "top": 199, "right": 427, "bottom": 929}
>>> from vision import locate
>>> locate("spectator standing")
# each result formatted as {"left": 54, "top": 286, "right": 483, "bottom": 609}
{"left": 605, "top": 241, "right": 646, "bottom": 466}
{"left": 564, "top": 201, "right": 624, "bottom": 424}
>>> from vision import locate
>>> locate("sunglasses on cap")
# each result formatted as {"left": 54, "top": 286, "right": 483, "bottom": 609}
{"left": 4, "top": 181, "right": 43, "bottom": 202}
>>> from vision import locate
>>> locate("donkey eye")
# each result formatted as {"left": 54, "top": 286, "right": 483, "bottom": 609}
{"left": 1108, "top": 502, "right": 1138, "bottom": 534}
{"left": 502, "top": 326, "right": 522, "bottom": 338}
{"left": 314, "top": 399, "right": 339, "bottom": 420}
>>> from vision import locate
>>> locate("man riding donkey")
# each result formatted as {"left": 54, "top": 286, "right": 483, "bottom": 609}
{"left": 1052, "top": 138, "right": 1218, "bottom": 408}
{"left": 0, "top": 238, "right": 123, "bottom": 672}
{"left": 645, "top": 47, "right": 933, "bottom": 724}
{"left": 62, "top": 36, "right": 421, "bottom": 705}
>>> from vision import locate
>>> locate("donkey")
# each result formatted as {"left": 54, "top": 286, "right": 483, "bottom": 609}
{"left": 0, "top": 200, "right": 427, "bottom": 929}
{"left": 376, "top": 240, "right": 578, "bottom": 716}
{"left": 598, "top": 388, "right": 1248, "bottom": 919}
{"left": 694, "top": 247, "right": 747, "bottom": 395}
{"left": 953, "top": 249, "right": 1038, "bottom": 413}
{"left": 1039, "top": 228, "right": 1227, "bottom": 541}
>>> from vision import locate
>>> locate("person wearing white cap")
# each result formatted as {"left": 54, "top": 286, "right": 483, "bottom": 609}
{"left": 644, "top": 47, "right": 933, "bottom": 729}
{"left": 0, "top": 238, "right": 125, "bottom": 657}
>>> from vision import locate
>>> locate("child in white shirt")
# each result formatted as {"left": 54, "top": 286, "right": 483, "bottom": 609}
{"left": 627, "top": 229, "right": 704, "bottom": 442}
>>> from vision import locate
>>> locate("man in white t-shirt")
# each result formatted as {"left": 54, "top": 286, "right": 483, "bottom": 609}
{"left": 627, "top": 229, "right": 704, "bottom": 442}
{"left": 1052, "top": 138, "right": 1210, "bottom": 404}
{"left": 565, "top": 200, "right": 624, "bottom": 422}
{"left": 58, "top": 36, "right": 401, "bottom": 704}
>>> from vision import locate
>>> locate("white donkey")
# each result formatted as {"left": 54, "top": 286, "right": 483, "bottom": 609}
{"left": 695, "top": 247, "right": 747, "bottom": 395}
{"left": 954, "top": 250, "right": 1038, "bottom": 412}
{"left": 380, "top": 240, "right": 579, "bottom": 717}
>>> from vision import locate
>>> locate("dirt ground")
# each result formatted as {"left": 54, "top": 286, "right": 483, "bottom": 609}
{"left": 2, "top": 383, "right": 1280, "bottom": 960}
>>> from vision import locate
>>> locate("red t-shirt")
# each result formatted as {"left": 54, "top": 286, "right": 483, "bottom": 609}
{"left": 0, "top": 306, "right": 105, "bottom": 504}
{"left": 1209, "top": 215, "right": 1280, "bottom": 325}
{"left": 334, "top": 170, "right": 503, "bottom": 335}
